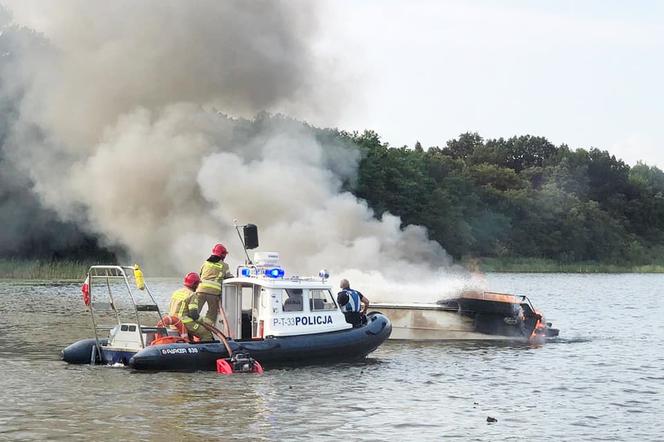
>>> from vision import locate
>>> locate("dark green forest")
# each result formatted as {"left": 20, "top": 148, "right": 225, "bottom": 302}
{"left": 346, "top": 131, "right": 664, "bottom": 266}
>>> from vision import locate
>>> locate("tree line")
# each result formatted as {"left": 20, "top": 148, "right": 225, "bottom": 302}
{"left": 3, "top": 124, "right": 663, "bottom": 266}
{"left": 346, "top": 131, "right": 664, "bottom": 264}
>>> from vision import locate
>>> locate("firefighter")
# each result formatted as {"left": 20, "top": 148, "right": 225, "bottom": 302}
{"left": 169, "top": 272, "right": 213, "bottom": 341}
{"left": 196, "top": 243, "right": 233, "bottom": 325}
{"left": 337, "top": 278, "right": 370, "bottom": 327}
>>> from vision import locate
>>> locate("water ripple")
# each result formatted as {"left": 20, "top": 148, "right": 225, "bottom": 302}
{"left": 0, "top": 275, "right": 663, "bottom": 441}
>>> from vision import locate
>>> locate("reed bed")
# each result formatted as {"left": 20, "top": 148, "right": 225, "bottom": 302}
{"left": 2, "top": 257, "right": 664, "bottom": 280}
{"left": 477, "top": 257, "right": 664, "bottom": 273}
{"left": 0, "top": 259, "right": 90, "bottom": 280}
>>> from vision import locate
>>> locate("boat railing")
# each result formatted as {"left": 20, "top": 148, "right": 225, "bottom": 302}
{"left": 85, "top": 265, "right": 163, "bottom": 354}
{"left": 518, "top": 295, "right": 540, "bottom": 317}
{"left": 287, "top": 275, "right": 327, "bottom": 282}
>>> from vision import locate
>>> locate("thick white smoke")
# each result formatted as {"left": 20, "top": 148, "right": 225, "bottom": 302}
{"left": 0, "top": 1, "right": 478, "bottom": 301}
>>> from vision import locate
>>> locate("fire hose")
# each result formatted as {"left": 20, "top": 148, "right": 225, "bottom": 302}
{"left": 200, "top": 321, "right": 235, "bottom": 357}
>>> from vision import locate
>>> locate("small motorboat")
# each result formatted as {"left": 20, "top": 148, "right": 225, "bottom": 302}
{"left": 62, "top": 226, "right": 391, "bottom": 371}
{"left": 371, "top": 290, "right": 558, "bottom": 342}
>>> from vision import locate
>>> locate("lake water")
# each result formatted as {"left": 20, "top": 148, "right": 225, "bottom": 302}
{"left": 0, "top": 273, "right": 662, "bottom": 441}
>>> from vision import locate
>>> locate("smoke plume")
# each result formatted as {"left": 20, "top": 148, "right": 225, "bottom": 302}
{"left": 0, "top": 1, "right": 475, "bottom": 301}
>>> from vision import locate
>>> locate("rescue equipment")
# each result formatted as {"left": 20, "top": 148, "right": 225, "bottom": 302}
{"left": 150, "top": 335, "right": 186, "bottom": 346}
{"left": 217, "top": 353, "right": 264, "bottom": 374}
{"left": 201, "top": 322, "right": 264, "bottom": 375}
{"left": 151, "top": 315, "right": 189, "bottom": 346}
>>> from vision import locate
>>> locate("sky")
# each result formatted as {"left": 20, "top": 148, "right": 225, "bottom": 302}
{"left": 312, "top": 0, "right": 664, "bottom": 168}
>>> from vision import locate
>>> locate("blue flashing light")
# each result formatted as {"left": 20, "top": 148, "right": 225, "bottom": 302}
{"left": 240, "top": 267, "right": 251, "bottom": 277}
{"left": 265, "top": 267, "right": 285, "bottom": 278}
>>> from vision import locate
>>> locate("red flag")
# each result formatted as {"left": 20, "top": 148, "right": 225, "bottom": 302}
{"left": 81, "top": 275, "right": 90, "bottom": 306}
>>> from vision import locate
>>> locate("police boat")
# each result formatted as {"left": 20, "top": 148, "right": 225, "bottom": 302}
{"left": 62, "top": 256, "right": 392, "bottom": 371}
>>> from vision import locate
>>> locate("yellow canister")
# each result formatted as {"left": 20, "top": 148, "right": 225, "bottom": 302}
{"left": 133, "top": 264, "right": 145, "bottom": 290}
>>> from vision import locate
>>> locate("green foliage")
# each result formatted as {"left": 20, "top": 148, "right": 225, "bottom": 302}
{"left": 0, "top": 259, "right": 89, "bottom": 280}
{"left": 476, "top": 257, "right": 664, "bottom": 273}
{"left": 472, "top": 135, "right": 557, "bottom": 172}
{"left": 351, "top": 131, "right": 664, "bottom": 267}
{"left": 629, "top": 162, "right": 664, "bottom": 192}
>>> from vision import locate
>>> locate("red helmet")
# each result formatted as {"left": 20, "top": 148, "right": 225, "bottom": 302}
{"left": 183, "top": 272, "right": 200, "bottom": 289}
{"left": 212, "top": 243, "right": 228, "bottom": 258}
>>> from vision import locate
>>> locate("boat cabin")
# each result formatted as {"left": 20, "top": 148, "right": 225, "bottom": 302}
{"left": 218, "top": 252, "right": 350, "bottom": 340}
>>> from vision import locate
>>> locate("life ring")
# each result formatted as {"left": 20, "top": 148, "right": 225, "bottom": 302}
{"left": 150, "top": 315, "right": 189, "bottom": 345}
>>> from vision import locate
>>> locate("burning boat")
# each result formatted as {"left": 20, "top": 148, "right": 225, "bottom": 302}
{"left": 370, "top": 290, "right": 558, "bottom": 342}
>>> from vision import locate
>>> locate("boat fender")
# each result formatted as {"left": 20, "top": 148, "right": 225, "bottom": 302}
{"left": 62, "top": 338, "right": 108, "bottom": 364}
